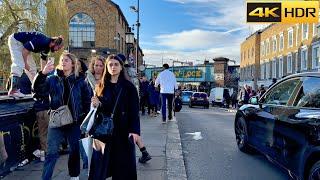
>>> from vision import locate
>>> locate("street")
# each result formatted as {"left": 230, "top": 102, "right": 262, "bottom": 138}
{"left": 176, "top": 106, "right": 290, "bottom": 180}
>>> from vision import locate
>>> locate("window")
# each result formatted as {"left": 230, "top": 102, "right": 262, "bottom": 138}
{"left": 261, "top": 62, "right": 265, "bottom": 80}
{"left": 266, "top": 61, "right": 270, "bottom": 79}
{"left": 279, "top": 57, "right": 283, "bottom": 78}
{"left": 272, "top": 59, "right": 277, "bottom": 78}
{"left": 301, "top": 47, "right": 308, "bottom": 70}
{"left": 288, "top": 28, "right": 293, "bottom": 48}
{"left": 296, "top": 24, "right": 299, "bottom": 46}
{"left": 302, "top": 23, "right": 308, "bottom": 40}
{"left": 295, "top": 52, "right": 299, "bottom": 73}
{"left": 312, "top": 45, "right": 320, "bottom": 69}
{"left": 294, "top": 77, "right": 320, "bottom": 108}
{"left": 266, "top": 40, "right": 270, "bottom": 55}
{"left": 252, "top": 47, "right": 254, "bottom": 58}
{"left": 317, "top": 23, "right": 320, "bottom": 36}
{"left": 117, "top": 33, "right": 121, "bottom": 52}
{"left": 272, "top": 37, "right": 277, "bottom": 52}
{"left": 264, "top": 78, "right": 300, "bottom": 105}
{"left": 261, "top": 42, "right": 265, "bottom": 56}
{"left": 287, "top": 54, "right": 292, "bottom": 73}
{"left": 279, "top": 33, "right": 284, "bottom": 50}
{"left": 69, "top": 13, "right": 95, "bottom": 48}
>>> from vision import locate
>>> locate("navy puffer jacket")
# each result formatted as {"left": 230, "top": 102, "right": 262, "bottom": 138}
{"left": 32, "top": 69, "right": 91, "bottom": 122}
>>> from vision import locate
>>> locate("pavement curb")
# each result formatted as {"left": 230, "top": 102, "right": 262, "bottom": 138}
{"left": 166, "top": 119, "right": 187, "bottom": 180}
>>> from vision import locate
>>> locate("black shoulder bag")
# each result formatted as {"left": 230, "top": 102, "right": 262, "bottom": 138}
{"left": 90, "top": 88, "right": 122, "bottom": 138}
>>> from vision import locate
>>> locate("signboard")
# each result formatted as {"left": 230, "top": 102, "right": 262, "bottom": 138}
{"left": 215, "top": 73, "right": 224, "bottom": 80}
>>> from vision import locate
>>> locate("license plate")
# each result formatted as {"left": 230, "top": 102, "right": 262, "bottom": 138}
{"left": 197, "top": 98, "right": 203, "bottom": 100}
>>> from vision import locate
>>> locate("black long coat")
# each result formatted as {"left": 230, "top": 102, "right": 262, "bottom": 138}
{"left": 89, "top": 78, "right": 140, "bottom": 180}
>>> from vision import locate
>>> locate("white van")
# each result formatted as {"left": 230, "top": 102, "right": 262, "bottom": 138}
{"left": 209, "top": 87, "right": 233, "bottom": 106}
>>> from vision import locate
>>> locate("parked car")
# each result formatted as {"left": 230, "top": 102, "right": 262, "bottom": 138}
{"left": 234, "top": 72, "right": 320, "bottom": 180}
{"left": 189, "top": 92, "right": 209, "bottom": 108}
{"left": 181, "top": 91, "right": 193, "bottom": 104}
{"left": 209, "top": 87, "right": 232, "bottom": 107}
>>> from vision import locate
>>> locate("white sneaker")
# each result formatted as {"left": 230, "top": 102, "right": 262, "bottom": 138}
{"left": 8, "top": 89, "right": 25, "bottom": 98}
{"left": 70, "top": 177, "right": 79, "bottom": 180}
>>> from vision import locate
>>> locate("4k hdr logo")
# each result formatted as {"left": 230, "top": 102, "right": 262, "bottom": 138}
{"left": 247, "top": 1, "right": 319, "bottom": 23}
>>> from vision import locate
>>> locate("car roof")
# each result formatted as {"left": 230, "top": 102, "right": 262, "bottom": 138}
{"left": 192, "top": 92, "right": 207, "bottom": 95}
{"left": 269, "top": 72, "right": 320, "bottom": 89}
{"left": 182, "top": 91, "right": 193, "bottom": 93}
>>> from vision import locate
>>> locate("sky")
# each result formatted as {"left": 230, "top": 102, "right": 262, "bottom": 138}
{"left": 113, "top": 0, "right": 268, "bottom": 66}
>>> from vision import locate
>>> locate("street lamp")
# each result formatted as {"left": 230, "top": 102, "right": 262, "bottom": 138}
{"left": 125, "top": 32, "right": 135, "bottom": 66}
{"left": 130, "top": 0, "right": 140, "bottom": 73}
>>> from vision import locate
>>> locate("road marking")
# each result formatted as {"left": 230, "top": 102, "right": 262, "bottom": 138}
{"left": 185, "top": 132, "right": 203, "bottom": 140}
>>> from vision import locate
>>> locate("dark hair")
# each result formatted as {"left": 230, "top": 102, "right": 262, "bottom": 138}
{"left": 163, "top": 63, "right": 169, "bottom": 69}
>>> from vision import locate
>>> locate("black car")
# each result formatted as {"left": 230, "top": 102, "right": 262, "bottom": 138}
{"left": 234, "top": 72, "right": 320, "bottom": 180}
{"left": 189, "top": 92, "right": 209, "bottom": 108}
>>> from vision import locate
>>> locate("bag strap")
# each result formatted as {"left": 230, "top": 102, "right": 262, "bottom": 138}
{"left": 110, "top": 88, "right": 122, "bottom": 119}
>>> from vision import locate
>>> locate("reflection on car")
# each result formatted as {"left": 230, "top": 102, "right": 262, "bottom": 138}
{"left": 189, "top": 92, "right": 209, "bottom": 108}
{"left": 234, "top": 72, "right": 320, "bottom": 180}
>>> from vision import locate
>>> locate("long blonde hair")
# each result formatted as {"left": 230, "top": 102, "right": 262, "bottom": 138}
{"left": 95, "top": 54, "right": 130, "bottom": 96}
{"left": 56, "top": 52, "right": 79, "bottom": 77}
{"left": 88, "top": 55, "right": 105, "bottom": 75}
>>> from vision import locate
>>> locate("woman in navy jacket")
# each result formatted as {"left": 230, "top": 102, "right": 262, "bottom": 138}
{"left": 90, "top": 54, "right": 140, "bottom": 180}
{"left": 32, "top": 52, "right": 91, "bottom": 180}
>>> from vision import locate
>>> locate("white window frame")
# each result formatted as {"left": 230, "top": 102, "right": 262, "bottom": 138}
{"left": 266, "top": 60, "right": 270, "bottom": 79}
{"left": 260, "top": 61, "right": 265, "bottom": 80}
{"left": 287, "top": 53, "right": 293, "bottom": 74}
{"left": 288, "top": 27, "right": 293, "bottom": 48}
{"left": 302, "top": 23, "right": 309, "bottom": 40}
{"left": 266, "top": 39, "right": 270, "bottom": 55}
{"left": 295, "top": 51, "right": 299, "bottom": 73}
{"left": 261, "top": 42, "right": 265, "bottom": 56}
{"left": 301, "top": 46, "right": 308, "bottom": 71}
{"left": 312, "top": 42, "right": 320, "bottom": 69}
{"left": 278, "top": 56, "right": 283, "bottom": 78}
{"left": 296, "top": 24, "right": 299, "bottom": 46}
{"left": 279, "top": 33, "right": 284, "bottom": 51}
{"left": 272, "top": 58, "right": 277, "bottom": 78}
{"left": 272, "top": 36, "right": 277, "bottom": 53}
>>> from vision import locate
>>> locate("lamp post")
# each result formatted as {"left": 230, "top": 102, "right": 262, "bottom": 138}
{"left": 130, "top": 0, "right": 140, "bottom": 73}
{"left": 125, "top": 32, "right": 134, "bottom": 66}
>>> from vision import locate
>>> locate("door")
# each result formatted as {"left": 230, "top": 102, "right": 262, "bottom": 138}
{"left": 251, "top": 78, "right": 301, "bottom": 157}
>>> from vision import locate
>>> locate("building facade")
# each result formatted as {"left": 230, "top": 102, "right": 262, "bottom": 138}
{"left": 66, "top": 0, "right": 143, "bottom": 64}
{"left": 240, "top": 21, "right": 320, "bottom": 89}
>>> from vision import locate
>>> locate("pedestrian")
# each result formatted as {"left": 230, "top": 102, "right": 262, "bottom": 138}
{"left": 258, "top": 85, "right": 266, "bottom": 98}
{"left": 8, "top": 31, "right": 64, "bottom": 98}
{"left": 32, "top": 52, "right": 91, "bottom": 180}
{"left": 231, "top": 90, "right": 238, "bottom": 109}
{"left": 90, "top": 54, "right": 140, "bottom": 179}
{"left": 116, "top": 54, "right": 152, "bottom": 164}
{"left": 139, "top": 75, "right": 150, "bottom": 115}
{"left": 155, "top": 63, "right": 178, "bottom": 123}
{"left": 148, "top": 77, "right": 159, "bottom": 117}
{"left": 269, "top": 78, "right": 277, "bottom": 88}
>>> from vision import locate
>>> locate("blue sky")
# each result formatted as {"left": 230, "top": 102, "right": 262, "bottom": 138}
{"left": 113, "top": 0, "right": 266, "bottom": 66}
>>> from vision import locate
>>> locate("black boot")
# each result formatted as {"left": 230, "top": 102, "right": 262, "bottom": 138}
{"left": 139, "top": 150, "right": 151, "bottom": 163}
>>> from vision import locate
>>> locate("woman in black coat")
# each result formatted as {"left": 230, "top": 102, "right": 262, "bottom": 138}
{"left": 90, "top": 54, "right": 140, "bottom": 180}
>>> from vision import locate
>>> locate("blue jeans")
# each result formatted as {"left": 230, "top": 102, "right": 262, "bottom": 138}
{"left": 42, "top": 123, "right": 80, "bottom": 180}
{"left": 161, "top": 93, "right": 174, "bottom": 121}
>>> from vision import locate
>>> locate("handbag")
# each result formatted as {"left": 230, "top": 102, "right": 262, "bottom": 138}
{"left": 90, "top": 88, "right": 122, "bottom": 138}
{"left": 48, "top": 84, "right": 74, "bottom": 128}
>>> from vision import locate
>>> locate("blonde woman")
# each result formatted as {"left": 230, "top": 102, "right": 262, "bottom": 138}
{"left": 90, "top": 54, "right": 140, "bottom": 180}
{"left": 32, "top": 52, "right": 91, "bottom": 180}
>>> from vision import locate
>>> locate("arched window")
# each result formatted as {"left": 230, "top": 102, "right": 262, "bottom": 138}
{"left": 69, "top": 13, "right": 95, "bottom": 48}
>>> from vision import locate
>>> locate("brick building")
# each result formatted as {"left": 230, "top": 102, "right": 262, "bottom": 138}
{"left": 66, "top": 0, "right": 143, "bottom": 65}
{"left": 240, "top": 21, "right": 320, "bottom": 89}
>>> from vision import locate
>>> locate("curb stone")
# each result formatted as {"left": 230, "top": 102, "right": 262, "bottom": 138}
{"left": 166, "top": 119, "right": 187, "bottom": 180}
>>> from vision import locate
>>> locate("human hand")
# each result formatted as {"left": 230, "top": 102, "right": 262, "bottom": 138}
{"left": 42, "top": 60, "right": 55, "bottom": 75}
{"left": 129, "top": 133, "right": 139, "bottom": 144}
{"left": 91, "top": 96, "right": 101, "bottom": 108}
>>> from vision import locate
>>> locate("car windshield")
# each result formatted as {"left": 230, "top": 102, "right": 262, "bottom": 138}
{"left": 182, "top": 92, "right": 193, "bottom": 96}
{"left": 193, "top": 93, "right": 207, "bottom": 98}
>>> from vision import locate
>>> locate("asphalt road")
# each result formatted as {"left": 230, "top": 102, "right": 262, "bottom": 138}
{"left": 176, "top": 106, "right": 290, "bottom": 180}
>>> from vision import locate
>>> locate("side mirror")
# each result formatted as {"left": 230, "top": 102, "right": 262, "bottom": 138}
{"left": 249, "top": 96, "right": 259, "bottom": 105}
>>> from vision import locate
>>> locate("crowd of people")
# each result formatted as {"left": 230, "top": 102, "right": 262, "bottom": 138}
{"left": 6, "top": 31, "right": 168, "bottom": 180}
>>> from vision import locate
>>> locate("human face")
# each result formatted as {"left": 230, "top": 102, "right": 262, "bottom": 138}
{"left": 61, "top": 55, "right": 73, "bottom": 72}
{"left": 94, "top": 59, "right": 104, "bottom": 75}
{"left": 107, "top": 59, "right": 122, "bottom": 76}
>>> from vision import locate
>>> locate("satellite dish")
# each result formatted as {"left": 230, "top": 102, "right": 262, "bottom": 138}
{"left": 139, "top": 65, "right": 145, "bottom": 71}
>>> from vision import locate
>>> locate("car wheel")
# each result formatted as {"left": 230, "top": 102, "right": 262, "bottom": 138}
{"left": 308, "top": 160, "right": 320, "bottom": 180}
{"left": 189, "top": 104, "right": 192, "bottom": 108}
{"left": 234, "top": 116, "right": 253, "bottom": 153}
{"left": 211, "top": 102, "right": 214, "bottom": 107}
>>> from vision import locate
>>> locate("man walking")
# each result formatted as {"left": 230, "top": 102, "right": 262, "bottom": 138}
{"left": 8, "top": 31, "right": 63, "bottom": 98}
{"left": 155, "top": 64, "right": 178, "bottom": 123}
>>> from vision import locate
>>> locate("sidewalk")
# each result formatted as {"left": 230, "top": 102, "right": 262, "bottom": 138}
{"left": 2, "top": 114, "right": 187, "bottom": 180}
